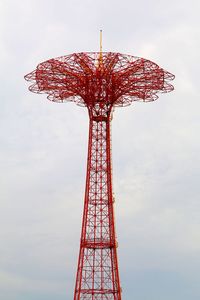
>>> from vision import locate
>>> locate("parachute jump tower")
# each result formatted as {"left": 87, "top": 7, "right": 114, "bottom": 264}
{"left": 25, "top": 31, "right": 174, "bottom": 300}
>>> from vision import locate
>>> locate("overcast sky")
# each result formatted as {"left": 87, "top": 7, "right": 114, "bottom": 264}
{"left": 0, "top": 0, "right": 200, "bottom": 299}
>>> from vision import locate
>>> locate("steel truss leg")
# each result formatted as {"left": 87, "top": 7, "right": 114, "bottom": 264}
{"left": 74, "top": 107, "right": 121, "bottom": 300}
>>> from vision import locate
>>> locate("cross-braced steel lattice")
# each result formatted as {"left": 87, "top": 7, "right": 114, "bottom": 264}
{"left": 25, "top": 50, "right": 174, "bottom": 300}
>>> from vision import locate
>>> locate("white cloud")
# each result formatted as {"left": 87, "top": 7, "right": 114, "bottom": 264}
{"left": 0, "top": 0, "right": 200, "bottom": 299}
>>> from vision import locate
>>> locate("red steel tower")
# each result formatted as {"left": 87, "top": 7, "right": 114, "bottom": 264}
{"left": 25, "top": 35, "right": 174, "bottom": 300}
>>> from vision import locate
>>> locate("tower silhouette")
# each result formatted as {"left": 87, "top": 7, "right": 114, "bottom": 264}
{"left": 25, "top": 34, "right": 174, "bottom": 300}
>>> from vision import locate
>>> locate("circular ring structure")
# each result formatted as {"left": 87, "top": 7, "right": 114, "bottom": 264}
{"left": 25, "top": 52, "right": 175, "bottom": 107}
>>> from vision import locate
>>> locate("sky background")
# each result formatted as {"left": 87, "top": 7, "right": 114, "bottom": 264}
{"left": 0, "top": 0, "right": 200, "bottom": 299}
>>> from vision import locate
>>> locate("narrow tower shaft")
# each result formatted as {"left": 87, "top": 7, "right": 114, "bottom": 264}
{"left": 74, "top": 105, "right": 121, "bottom": 300}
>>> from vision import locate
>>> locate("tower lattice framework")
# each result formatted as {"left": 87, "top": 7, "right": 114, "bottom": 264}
{"left": 74, "top": 104, "right": 121, "bottom": 300}
{"left": 25, "top": 50, "right": 174, "bottom": 300}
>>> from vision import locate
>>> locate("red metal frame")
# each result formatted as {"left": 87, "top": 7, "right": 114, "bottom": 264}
{"left": 25, "top": 52, "right": 174, "bottom": 300}
{"left": 74, "top": 105, "right": 121, "bottom": 300}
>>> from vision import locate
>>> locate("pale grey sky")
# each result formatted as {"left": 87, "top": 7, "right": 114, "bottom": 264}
{"left": 0, "top": 0, "right": 200, "bottom": 299}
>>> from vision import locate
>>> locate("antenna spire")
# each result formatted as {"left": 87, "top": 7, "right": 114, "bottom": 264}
{"left": 100, "top": 30, "right": 102, "bottom": 53}
{"left": 99, "top": 29, "right": 103, "bottom": 66}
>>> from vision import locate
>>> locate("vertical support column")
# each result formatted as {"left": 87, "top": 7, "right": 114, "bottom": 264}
{"left": 74, "top": 107, "right": 121, "bottom": 300}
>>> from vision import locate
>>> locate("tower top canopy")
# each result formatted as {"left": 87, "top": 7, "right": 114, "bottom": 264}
{"left": 25, "top": 52, "right": 174, "bottom": 108}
